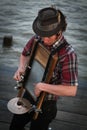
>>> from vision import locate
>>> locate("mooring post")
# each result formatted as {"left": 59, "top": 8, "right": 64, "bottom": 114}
{"left": 3, "top": 35, "right": 13, "bottom": 47}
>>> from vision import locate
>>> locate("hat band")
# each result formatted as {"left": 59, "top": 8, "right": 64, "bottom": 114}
{"left": 37, "top": 22, "right": 58, "bottom": 32}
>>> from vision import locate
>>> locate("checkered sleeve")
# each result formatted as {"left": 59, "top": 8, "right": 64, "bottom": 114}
{"left": 62, "top": 52, "right": 78, "bottom": 86}
{"left": 22, "top": 36, "right": 35, "bottom": 56}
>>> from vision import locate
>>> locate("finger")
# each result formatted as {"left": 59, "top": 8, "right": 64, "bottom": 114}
{"left": 13, "top": 74, "right": 19, "bottom": 81}
{"left": 13, "top": 71, "right": 21, "bottom": 81}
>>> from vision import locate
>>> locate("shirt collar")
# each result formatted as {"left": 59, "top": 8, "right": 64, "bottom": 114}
{"left": 53, "top": 35, "right": 64, "bottom": 48}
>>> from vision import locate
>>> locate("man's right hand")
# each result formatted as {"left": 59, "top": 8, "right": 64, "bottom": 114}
{"left": 13, "top": 67, "right": 25, "bottom": 81}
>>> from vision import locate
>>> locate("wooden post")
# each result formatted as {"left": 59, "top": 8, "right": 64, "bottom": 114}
{"left": 3, "top": 35, "right": 13, "bottom": 47}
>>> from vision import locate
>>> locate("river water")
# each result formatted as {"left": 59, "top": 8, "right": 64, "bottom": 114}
{"left": 0, "top": 0, "right": 87, "bottom": 86}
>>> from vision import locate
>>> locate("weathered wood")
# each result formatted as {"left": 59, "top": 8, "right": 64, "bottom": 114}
{"left": 0, "top": 122, "right": 10, "bottom": 130}
{"left": 50, "top": 119, "right": 87, "bottom": 130}
{"left": 3, "top": 35, "right": 13, "bottom": 47}
{"left": 56, "top": 110, "right": 87, "bottom": 126}
{"left": 57, "top": 93, "right": 87, "bottom": 115}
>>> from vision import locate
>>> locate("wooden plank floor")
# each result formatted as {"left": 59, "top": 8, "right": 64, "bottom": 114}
{"left": 0, "top": 65, "right": 87, "bottom": 130}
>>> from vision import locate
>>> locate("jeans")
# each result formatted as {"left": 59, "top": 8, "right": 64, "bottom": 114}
{"left": 9, "top": 100, "right": 57, "bottom": 130}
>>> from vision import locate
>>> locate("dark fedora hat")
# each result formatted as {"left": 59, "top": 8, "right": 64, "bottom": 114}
{"left": 32, "top": 7, "right": 62, "bottom": 37}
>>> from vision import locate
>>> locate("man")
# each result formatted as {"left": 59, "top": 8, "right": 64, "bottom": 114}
{"left": 9, "top": 7, "right": 78, "bottom": 130}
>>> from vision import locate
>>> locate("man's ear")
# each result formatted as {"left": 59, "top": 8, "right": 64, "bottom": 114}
{"left": 56, "top": 30, "right": 62, "bottom": 38}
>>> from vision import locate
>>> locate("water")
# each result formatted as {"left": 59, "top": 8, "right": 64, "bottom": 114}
{"left": 0, "top": 0, "right": 87, "bottom": 85}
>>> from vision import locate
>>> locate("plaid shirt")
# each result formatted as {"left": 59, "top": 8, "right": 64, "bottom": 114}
{"left": 22, "top": 35, "right": 78, "bottom": 100}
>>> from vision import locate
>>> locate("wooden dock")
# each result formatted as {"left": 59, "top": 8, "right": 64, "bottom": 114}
{"left": 0, "top": 64, "right": 87, "bottom": 130}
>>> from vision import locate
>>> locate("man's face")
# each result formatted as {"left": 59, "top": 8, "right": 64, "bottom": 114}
{"left": 42, "top": 35, "right": 58, "bottom": 46}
